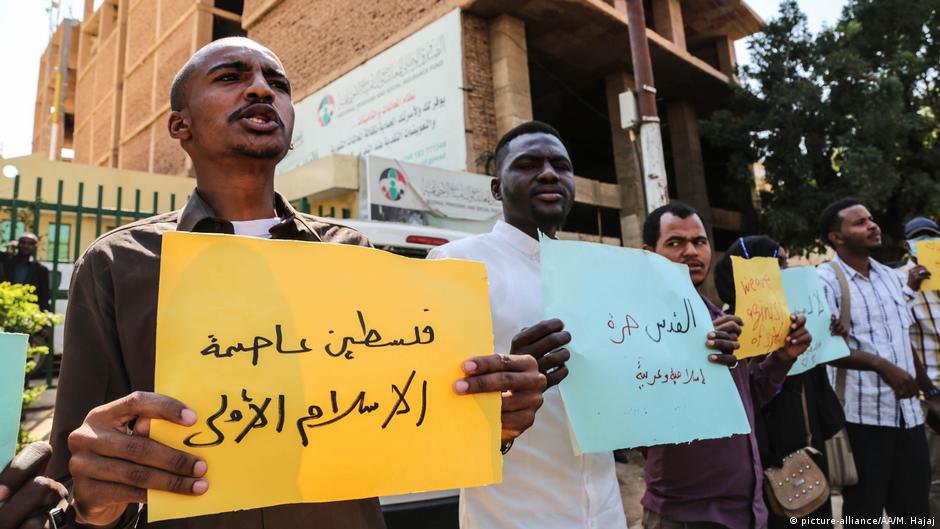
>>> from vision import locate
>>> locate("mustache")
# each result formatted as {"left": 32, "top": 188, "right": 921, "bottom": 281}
{"left": 227, "top": 102, "right": 282, "bottom": 125}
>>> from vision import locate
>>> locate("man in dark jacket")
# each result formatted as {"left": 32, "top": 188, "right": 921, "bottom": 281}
{"left": 46, "top": 37, "right": 546, "bottom": 529}
{"left": 3, "top": 233, "right": 51, "bottom": 311}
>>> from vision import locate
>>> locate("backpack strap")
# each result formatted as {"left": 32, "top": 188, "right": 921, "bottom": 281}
{"left": 827, "top": 261, "right": 852, "bottom": 403}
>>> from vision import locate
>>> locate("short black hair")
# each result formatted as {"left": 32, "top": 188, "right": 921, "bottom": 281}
{"left": 170, "top": 60, "right": 199, "bottom": 111}
{"left": 818, "top": 197, "right": 861, "bottom": 247}
{"left": 489, "top": 120, "right": 566, "bottom": 175}
{"left": 642, "top": 202, "right": 705, "bottom": 247}
{"left": 170, "top": 37, "right": 274, "bottom": 111}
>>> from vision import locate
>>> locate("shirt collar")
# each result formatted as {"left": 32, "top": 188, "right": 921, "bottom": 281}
{"left": 832, "top": 253, "right": 862, "bottom": 280}
{"left": 491, "top": 220, "right": 540, "bottom": 258}
{"left": 176, "top": 189, "right": 321, "bottom": 241}
{"left": 833, "top": 253, "right": 885, "bottom": 280}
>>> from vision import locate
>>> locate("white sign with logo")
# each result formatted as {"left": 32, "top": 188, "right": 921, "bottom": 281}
{"left": 278, "top": 9, "right": 467, "bottom": 174}
{"left": 363, "top": 155, "right": 501, "bottom": 233}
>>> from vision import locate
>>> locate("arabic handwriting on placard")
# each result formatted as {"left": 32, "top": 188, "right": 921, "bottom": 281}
{"left": 644, "top": 297, "right": 699, "bottom": 343}
{"left": 635, "top": 363, "right": 707, "bottom": 390}
{"left": 607, "top": 313, "right": 639, "bottom": 344}
{"left": 199, "top": 311, "right": 436, "bottom": 365}
{"left": 325, "top": 309, "right": 436, "bottom": 360}
{"left": 184, "top": 389, "right": 286, "bottom": 448}
{"left": 606, "top": 298, "right": 700, "bottom": 345}
{"left": 183, "top": 371, "right": 429, "bottom": 449}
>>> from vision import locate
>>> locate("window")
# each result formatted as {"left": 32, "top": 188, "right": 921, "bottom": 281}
{"left": 212, "top": 0, "right": 246, "bottom": 40}
{"left": 47, "top": 222, "right": 71, "bottom": 261}
{"left": 1, "top": 221, "right": 25, "bottom": 245}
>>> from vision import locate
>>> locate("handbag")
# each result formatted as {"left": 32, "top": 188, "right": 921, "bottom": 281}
{"left": 823, "top": 261, "right": 859, "bottom": 490}
{"left": 763, "top": 389, "right": 831, "bottom": 518}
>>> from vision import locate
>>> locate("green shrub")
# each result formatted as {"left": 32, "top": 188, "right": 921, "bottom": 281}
{"left": 0, "top": 281, "right": 63, "bottom": 449}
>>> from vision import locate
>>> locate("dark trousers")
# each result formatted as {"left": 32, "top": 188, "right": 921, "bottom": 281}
{"left": 842, "top": 423, "right": 930, "bottom": 526}
{"left": 642, "top": 509, "right": 730, "bottom": 529}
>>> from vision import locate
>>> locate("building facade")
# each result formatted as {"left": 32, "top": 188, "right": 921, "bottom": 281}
{"left": 31, "top": 0, "right": 763, "bottom": 247}
{"left": 32, "top": 16, "right": 80, "bottom": 162}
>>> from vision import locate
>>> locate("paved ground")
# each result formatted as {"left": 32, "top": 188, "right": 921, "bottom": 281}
{"left": 23, "top": 377, "right": 56, "bottom": 442}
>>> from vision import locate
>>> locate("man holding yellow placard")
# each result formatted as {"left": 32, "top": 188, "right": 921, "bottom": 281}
{"left": 46, "top": 38, "right": 546, "bottom": 529}
{"left": 897, "top": 216, "right": 940, "bottom": 516}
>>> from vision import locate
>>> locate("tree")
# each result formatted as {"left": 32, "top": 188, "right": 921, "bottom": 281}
{"left": 0, "top": 281, "right": 62, "bottom": 448}
{"left": 702, "top": 0, "right": 940, "bottom": 258}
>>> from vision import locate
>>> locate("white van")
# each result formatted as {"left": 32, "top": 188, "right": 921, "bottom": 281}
{"left": 334, "top": 219, "right": 472, "bottom": 257}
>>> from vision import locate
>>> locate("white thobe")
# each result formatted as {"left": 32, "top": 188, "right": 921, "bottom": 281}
{"left": 428, "top": 220, "right": 628, "bottom": 529}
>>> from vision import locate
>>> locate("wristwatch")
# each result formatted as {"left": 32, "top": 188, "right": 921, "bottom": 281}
{"left": 47, "top": 506, "right": 69, "bottom": 529}
{"left": 923, "top": 386, "right": 940, "bottom": 400}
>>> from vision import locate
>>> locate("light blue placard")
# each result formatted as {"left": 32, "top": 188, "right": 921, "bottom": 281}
{"left": 541, "top": 237, "right": 751, "bottom": 452}
{"left": 782, "top": 267, "right": 849, "bottom": 376}
{"left": 0, "top": 332, "right": 29, "bottom": 467}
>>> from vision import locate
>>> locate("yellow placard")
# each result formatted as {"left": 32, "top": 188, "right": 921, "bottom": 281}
{"left": 731, "top": 256, "right": 791, "bottom": 359}
{"left": 149, "top": 232, "right": 501, "bottom": 521}
{"left": 916, "top": 240, "right": 940, "bottom": 291}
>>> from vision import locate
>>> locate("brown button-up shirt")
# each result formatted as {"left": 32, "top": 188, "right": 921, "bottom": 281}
{"left": 48, "top": 190, "right": 387, "bottom": 529}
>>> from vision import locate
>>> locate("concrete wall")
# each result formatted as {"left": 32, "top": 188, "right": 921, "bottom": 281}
{"left": 71, "top": 0, "right": 493, "bottom": 176}
{"left": 119, "top": 0, "right": 203, "bottom": 175}
{"left": 34, "top": 20, "right": 80, "bottom": 161}
{"left": 245, "top": 0, "right": 451, "bottom": 101}
{"left": 73, "top": 1, "right": 122, "bottom": 167}
{"left": 462, "top": 12, "right": 498, "bottom": 173}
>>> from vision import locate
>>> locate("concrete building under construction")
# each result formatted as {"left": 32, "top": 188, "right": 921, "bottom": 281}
{"left": 30, "top": 0, "right": 763, "bottom": 248}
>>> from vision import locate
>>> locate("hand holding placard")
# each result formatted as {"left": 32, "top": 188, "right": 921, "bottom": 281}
{"left": 0, "top": 442, "right": 69, "bottom": 529}
{"left": 67, "top": 392, "right": 208, "bottom": 527}
{"left": 508, "top": 319, "right": 571, "bottom": 388}
{"left": 915, "top": 239, "right": 940, "bottom": 291}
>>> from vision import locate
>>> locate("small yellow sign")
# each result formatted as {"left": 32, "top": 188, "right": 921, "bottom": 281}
{"left": 916, "top": 239, "right": 940, "bottom": 291}
{"left": 732, "top": 256, "right": 791, "bottom": 359}
{"left": 149, "top": 232, "right": 501, "bottom": 521}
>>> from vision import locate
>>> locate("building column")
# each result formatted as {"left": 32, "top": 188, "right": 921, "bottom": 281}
{"left": 489, "top": 15, "right": 532, "bottom": 138}
{"left": 715, "top": 35, "right": 738, "bottom": 80}
{"left": 651, "top": 0, "right": 686, "bottom": 50}
{"left": 666, "top": 100, "right": 711, "bottom": 224}
{"left": 109, "top": 0, "right": 128, "bottom": 168}
{"left": 605, "top": 72, "right": 646, "bottom": 247}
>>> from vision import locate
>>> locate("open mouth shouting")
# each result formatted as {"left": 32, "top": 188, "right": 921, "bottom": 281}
{"left": 232, "top": 103, "right": 282, "bottom": 133}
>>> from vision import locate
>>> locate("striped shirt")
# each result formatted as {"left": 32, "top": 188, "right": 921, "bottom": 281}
{"left": 898, "top": 260, "right": 940, "bottom": 385}
{"left": 817, "top": 255, "right": 924, "bottom": 428}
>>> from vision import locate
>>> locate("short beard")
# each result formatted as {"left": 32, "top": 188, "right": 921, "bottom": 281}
{"left": 232, "top": 142, "right": 285, "bottom": 159}
{"left": 531, "top": 208, "right": 569, "bottom": 234}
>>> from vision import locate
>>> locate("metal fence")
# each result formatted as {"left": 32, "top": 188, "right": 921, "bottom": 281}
{"left": 0, "top": 173, "right": 351, "bottom": 386}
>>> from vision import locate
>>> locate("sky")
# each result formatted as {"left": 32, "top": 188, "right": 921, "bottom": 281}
{"left": 0, "top": 0, "right": 847, "bottom": 161}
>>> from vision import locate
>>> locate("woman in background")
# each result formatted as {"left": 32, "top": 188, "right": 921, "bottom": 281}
{"left": 714, "top": 236, "right": 846, "bottom": 529}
